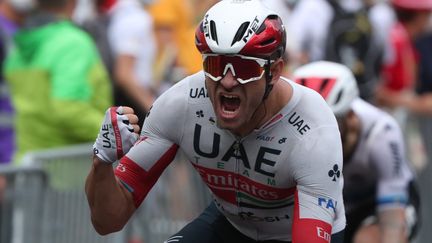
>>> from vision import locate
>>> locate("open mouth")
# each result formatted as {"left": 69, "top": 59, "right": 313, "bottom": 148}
{"left": 220, "top": 94, "right": 241, "bottom": 116}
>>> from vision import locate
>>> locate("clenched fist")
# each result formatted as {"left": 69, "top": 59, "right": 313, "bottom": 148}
{"left": 93, "top": 106, "right": 140, "bottom": 163}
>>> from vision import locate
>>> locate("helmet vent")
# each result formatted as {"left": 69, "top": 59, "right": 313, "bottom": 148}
{"left": 256, "top": 21, "right": 266, "bottom": 35}
{"left": 334, "top": 89, "right": 344, "bottom": 105}
{"left": 299, "top": 78, "right": 306, "bottom": 86}
{"left": 260, "top": 38, "right": 276, "bottom": 47}
{"left": 210, "top": 20, "right": 219, "bottom": 44}
{"left": 319, "top": 78, "right": 330, "bottom": 93}
{"left": 231, "top": 21, "right": 250, "bottom": 46}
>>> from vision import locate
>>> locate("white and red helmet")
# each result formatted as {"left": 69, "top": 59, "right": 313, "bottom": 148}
{"left": 195, "top": 0, "right": 286, "bottom": 60}
{"left": 293, "top": 61, "right": 360, "bottom": 117}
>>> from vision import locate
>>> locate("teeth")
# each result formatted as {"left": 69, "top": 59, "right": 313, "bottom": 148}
{"left": 222, "top": 94, "right": 238, "bottom": 99}
{"left": 222, "top": 107, "right": 236, "bottom": 114}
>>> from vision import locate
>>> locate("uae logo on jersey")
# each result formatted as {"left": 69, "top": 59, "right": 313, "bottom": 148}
{"left": 328, "top": 164, "right": 340, "bottom": 182}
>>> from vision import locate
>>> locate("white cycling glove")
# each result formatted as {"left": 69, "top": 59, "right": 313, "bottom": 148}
{"left": 93, "top": 106, "right": 139, "bottom": 163}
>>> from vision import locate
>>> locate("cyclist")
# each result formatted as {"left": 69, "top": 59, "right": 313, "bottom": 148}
{"left": 293, "top": 61, "right": 420, "bottom": 243}
{"left": 86, "top": 1, "right": 345, "bottom": 242}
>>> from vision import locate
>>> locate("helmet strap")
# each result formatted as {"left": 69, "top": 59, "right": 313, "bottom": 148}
{"left": 263, "top": 60, "right": 273, "bottom": 100}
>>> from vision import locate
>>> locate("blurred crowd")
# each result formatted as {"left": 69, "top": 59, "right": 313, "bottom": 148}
{"left": 0, "top": 0, "right": 431, "bottom": 167}
{"left": 0, "top": 0, "right": 432, "bottom": 241}
{"left": 0, "top": 0, "right": 218, "bottom": 165}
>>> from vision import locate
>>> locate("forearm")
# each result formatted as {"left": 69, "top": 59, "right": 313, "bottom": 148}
{"left": 85, "top": 156, "right": 136, "bottom": 235}
{"left": 378, "top": 208, "right": 407, "bottom": 243}
{"left": 406, "top": 94, "right": 432, "bottom": 115}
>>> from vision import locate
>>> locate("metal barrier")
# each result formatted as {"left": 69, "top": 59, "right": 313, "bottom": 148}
{"left": 19, "top": 143, "right": 212, "bottom": 243}
{"left": 0, "top": 165, "right": 47, "bottom": 243}
{"left": 20, "top": 143, "right": 126, "bottom": 243}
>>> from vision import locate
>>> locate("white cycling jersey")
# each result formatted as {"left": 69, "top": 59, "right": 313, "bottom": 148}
{"left": 343, "top": 98, "right": 414, "bottom": 213}
{"left": 114, "top": 71, "right": 345, "bottom": 242}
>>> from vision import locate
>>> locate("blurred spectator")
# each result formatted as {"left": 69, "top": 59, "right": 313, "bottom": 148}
{"left": 80, "top": 0, "right": 114, "bottom": 89}
{"left": 368, "top": 0, "right": 396, "bottom": 66}
{"left": 288, "top": 0, "right": 368, "bottom": 63}
{"left": 105, "top": 0, "right": 156, "bottom": 125}
{"left": 148, "top": 0, "right": 213, "bottom": 94}
{"left": 294, "top": 61, "right": 420, "bottom": 243}
{"left": 0, "top": 2, "right": 32, "bottom": 238}
{"left": 0, "top": 0, "right": 34, "bottom": 164}
{"left": 288, "top": 0, "right": 386, "bottom": 100}
{"left": 414, "top": 32, "right": 432, "bottom": 116}
{"left": 384, "top": 28, "right": 432, "bottom": 117}
{"left": 376, "top": 0, "right": 432, "bottom": 120}
{"left": 407, "top": 28, "right": 432, "bottom": 243}
{"left": 3, "top": 0, "right": 112, "bottom": 163}
{"left": 385, "top": 30, "right": 432, "bottom": 164}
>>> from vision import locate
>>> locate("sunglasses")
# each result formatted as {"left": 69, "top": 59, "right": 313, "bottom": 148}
{"left": 203, "top": 54, "right": 272, "bottom": 84}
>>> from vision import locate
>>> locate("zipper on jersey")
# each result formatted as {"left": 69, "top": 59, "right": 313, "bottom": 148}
{"left": 233, "top": 139, "right": 242, "bottom": 211}
{"left": 229, "top": 131, "right": 255, "bottom": 213}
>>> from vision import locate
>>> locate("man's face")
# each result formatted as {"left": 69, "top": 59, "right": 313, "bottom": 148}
{"left": 205, "top": 69, "right": 266, "bottom": 133}
{"left": 203, "top": 54, "right": 270, "bottom": 134}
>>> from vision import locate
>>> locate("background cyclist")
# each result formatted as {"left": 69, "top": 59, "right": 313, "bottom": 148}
{"left": 294, "top": 61, "right": 419, "bottom": 243}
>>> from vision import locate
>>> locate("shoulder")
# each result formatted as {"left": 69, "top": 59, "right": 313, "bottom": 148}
{"left": 276, "top": 79, "right": 341, "bottom": 159}
{"left": 353, "top": 99, "right": 399, "bottom": 128}
{"left": 353, "top": 99, "right": 402, "bottom": 141}
{"left": 47, "top": 22, "right": 96, "bottom": 52}
{"left": 53, "top": 21, "right": 93, "bottom": 43}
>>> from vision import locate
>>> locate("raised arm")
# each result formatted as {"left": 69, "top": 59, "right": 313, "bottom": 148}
{"left": 85, "top": 106, "right": 140, "bottom": 234}
{"left": 85, "top": 156, "right": 136, "bottom": 235}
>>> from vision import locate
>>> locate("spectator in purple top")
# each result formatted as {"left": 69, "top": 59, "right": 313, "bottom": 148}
{"left": 0, "top": 0, "right": 35, "bottom": 163}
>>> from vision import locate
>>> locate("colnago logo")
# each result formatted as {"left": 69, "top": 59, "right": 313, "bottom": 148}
{"left": 193, "top": 163, "right": 295, "bottom": 209}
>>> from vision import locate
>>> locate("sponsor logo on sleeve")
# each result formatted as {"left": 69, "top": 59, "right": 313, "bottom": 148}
{"left": 288, "top": 112, "right": 311, "bottom": 135}
{"left": 116, "top": 163, "right": 126, "bottom": 173}
{"left": 189, "top": 87, "right": 208, "bottom": 99}
{"left": 318, "top": 197, "right": 337, "bottom": 213}
{"left": 316, "top": 226, "right": 331, "bottom": 242}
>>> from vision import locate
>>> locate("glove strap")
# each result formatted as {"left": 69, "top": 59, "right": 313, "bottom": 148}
{"left": 110, "top": 107, "right": 124, "bottom": 159}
